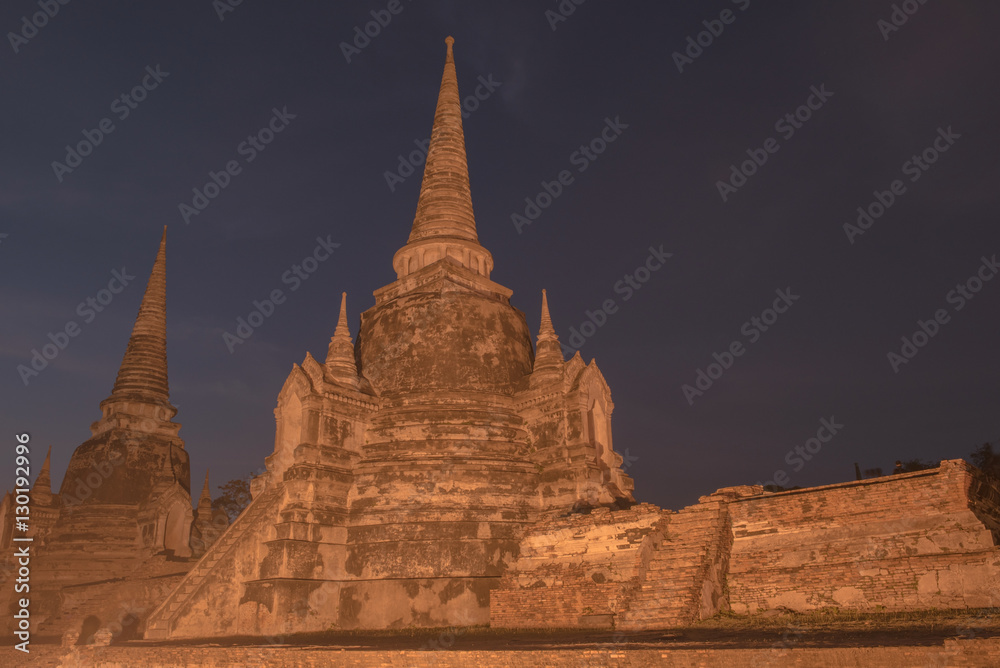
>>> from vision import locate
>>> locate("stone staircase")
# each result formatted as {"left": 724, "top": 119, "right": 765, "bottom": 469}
{"left": 617, "top": 499, "right": 732, "bottom": 629}
{"left": 144, "top": 486, "right": 281, "bottom": 639}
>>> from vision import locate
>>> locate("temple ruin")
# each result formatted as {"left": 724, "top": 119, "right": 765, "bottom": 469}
{"left": 4, "top": 37, "right": 999, "bottom": 645}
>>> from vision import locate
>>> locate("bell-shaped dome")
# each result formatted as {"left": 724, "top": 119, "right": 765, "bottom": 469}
{"left": 357, "top": 268, "right": 533, "bottom": 396}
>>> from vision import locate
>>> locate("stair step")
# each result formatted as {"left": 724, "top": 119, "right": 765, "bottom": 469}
{"left": 147, "top": 487, "right": 280, "bottom": 633}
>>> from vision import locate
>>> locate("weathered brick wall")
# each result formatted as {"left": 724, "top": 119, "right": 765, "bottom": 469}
{"left": 490, "top": 504, "right": 667, "bottom": 628}
{"left": 727, "top": 460, "right": 1000, "bottom": 613}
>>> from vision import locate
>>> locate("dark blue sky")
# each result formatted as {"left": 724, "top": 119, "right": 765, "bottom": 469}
{"left": 2, "top": 1, "right": 998, "bottom": 510}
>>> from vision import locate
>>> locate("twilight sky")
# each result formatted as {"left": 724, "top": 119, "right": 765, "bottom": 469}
{"left": 2, "top": 1, "right": 998, "bottom": 510}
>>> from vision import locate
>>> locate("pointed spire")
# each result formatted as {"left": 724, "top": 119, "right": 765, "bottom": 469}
{"left": 391, "top": 38, "right": 494, "bottom": 280}
{"left": 198, "top": 470, "right": 212, "bottom": 509}
{"left": 335, "top": 291, "right": 349, "bottom": 334}
{"left": 109, "top": 227, "right": 170, "bottom": 404}
{"left": 539, "top": 289, "right": 557, "bottom": 341}
{"left": 408, "top": 36, "right": 478, "bottom": 244}
{"left": 38, "top": 446, "right": 52, "bottom": 488}
{"left": 31, "top": 445, "right": 52, "bottom": 493}
{"left": 194, "top": 470, "right": 214, "bottom": 528}
{"left": 534, "top": 289, "right": 564, "bottom": 376}
{"left": 31, "top": 446, "right": 55, "bottom": 508}
{"left": 326, "top": 292, "right": 359, "bottom": 386}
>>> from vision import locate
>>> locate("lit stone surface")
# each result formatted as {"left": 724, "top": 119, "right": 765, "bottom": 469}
{"left": 725, "top": 461, "right": 1000, "bottom": 614}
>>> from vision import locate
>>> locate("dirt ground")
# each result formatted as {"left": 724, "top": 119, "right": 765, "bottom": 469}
{"left": 6, "top": 607, "right": 1000, "bottom": 651}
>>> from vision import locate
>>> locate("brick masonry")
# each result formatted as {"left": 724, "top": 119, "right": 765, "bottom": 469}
{"left": 490, "top": 503, "right": 667, "bottom": 629}
{"left": 491, "top": 460, "right": 1000, "bottom": 629}
{"left": 727, "top": 459, "right": 1000, "bottom": 614}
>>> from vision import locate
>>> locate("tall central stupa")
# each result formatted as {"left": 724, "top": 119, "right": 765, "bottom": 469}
{"left": 145, "top": 37, "right": 634, "bottom": 639}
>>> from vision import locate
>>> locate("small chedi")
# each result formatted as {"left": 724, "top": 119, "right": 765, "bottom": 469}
{"left": 5, "top": 37, "right": 1000, "bottom": 643}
